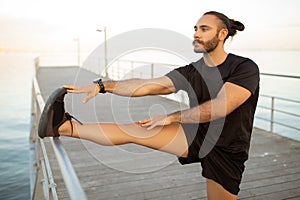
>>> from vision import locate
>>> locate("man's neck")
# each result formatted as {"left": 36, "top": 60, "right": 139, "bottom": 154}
{"left": 203, "top": 48, "right": 228, "bottom": 67}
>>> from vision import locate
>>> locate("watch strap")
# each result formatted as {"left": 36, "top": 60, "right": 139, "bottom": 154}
{"left": 93, "top": 78, "right": 106, "bottom": 93}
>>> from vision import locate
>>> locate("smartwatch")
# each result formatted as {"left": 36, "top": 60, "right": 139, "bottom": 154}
{"left": 93, "top": 78, "right": 106, "bottom": 93}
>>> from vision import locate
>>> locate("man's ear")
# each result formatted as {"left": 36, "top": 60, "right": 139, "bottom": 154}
{"left": 218, "top": 28, "right": 228, "bottom": 41}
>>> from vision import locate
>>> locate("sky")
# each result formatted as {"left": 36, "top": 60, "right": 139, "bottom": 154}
{"left": 0, "top": 0, "right": 300, "bottom": 53}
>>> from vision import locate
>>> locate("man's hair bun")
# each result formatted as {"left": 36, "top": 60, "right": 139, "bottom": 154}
{"left": 229, "top": 19, "right": 245, "bottom": 37}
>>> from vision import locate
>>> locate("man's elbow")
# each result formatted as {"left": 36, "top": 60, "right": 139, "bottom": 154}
{"left": 210, "top": 102, "right": 228, "bottom": 120}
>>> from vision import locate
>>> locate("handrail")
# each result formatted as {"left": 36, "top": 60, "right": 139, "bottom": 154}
{"left": 51, "top": 138, "right": 87, "bottom": 200}
{"left": 256, "top": 95, "right": 300, "bottom": 133}
{"left": 256, "top": 74, "right": 300, "bottom": 134}
{"left": 30, "top": 78, "right": 58, "bottom": 200}
{"left": 260, "top": 72, "right": 300, "bottom": 79}
{"left": 260, "top": 94, "right": 300, "bottom": 104}
{"left": 39, "top": 140, "right": 58, "bottom": 200}
{"left": 32, "top": 76, "right": 87, "bottom": 200}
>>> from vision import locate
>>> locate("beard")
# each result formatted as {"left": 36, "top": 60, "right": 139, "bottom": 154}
{"left": 193, "top": 34, "right": 219, "bottom": 54}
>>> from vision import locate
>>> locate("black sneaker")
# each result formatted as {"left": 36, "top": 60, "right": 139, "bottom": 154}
{"left": 38, "top": 87, "right": 67, "bottom": 138}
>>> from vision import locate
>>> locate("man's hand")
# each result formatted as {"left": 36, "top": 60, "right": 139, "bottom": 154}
{"left": 138, "top": 112, "right": 181, "bottom": 130}
{"left": 64, "top": 84, "right": 99, "bottom": 103}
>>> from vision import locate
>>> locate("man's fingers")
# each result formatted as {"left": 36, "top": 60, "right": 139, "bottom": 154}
{"left": 82, "top": 95, "right": 92, "bottom": 103}
{"left": 63, "top": 84, "right": 98, "bottom": 103}
{"left": 66, "top": 86, "right": 85, "bottom": 94}
{"left": 64, "top": 85, "right": 80, "bottom": 92}
{"left": 139, "top": 118, "right": 151, "bottom": 124}
{"left": 139, "top": 119, "right": 159, "bottom": 130}
{"left": 140, "top": 121, "right": 152, "bottom": 127}
{"left": 146, "top": 123, "right": 156, "bottom": 130}
{"left": 64, "top": 85, "right": 78, "bottom": 93}
{"left": 63, "top": 85, "right": 74, "bottom": 90}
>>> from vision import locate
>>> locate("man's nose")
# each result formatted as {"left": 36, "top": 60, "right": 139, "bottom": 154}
{"left": 194, "top": 30, "right": 201, "bottom": 39}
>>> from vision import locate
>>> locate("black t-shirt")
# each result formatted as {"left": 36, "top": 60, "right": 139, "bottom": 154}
{"left": 166, "top": 53, "right": 259, "bottom": 157}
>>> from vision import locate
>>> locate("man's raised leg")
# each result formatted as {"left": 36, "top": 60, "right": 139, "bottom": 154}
{"left": 58, "top": 121, "right": 189, "bottom": 157}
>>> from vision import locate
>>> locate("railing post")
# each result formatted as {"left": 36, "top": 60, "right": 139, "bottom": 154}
{"left": 151, "top": 63, "right": 154, "bottom": 79}
{"left": 131, "top": 61, "right": 134, "bottom": 79}
{"left": 270, "top": 97, "right": 275, "bottom": 132}
{"left": 29, "top": 82, "right": 38, "bottom": 199}
{"left": 118, "top": 61, "right": 120, "bottom": 80}
{"left": 34, "top": 57, "right": 40, "bottom": 73}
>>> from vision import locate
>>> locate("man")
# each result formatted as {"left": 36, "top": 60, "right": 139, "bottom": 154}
{"left": 39, "top": 11, "right": 259, "bottom": 199}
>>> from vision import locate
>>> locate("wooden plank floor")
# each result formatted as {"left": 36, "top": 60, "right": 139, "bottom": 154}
{"left": 37, "top": 66, "right": 300, "bottom": 200}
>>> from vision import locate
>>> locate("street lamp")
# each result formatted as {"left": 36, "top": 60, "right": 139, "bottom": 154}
{"left": 73, "top": 38, "right": 80, "bottom": 67}
{"left": 96, "top": 27, "right": 108, "bottom": 77}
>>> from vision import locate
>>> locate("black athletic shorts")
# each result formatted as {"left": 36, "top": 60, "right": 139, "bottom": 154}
{"left": 178, "top": 124, "right": 248, "bottom": 195}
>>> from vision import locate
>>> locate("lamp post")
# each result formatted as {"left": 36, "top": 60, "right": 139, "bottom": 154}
{"left": 96, "top": 27, "right": 108, "bottom": 77}
{"left": 73, "top": 38, "right": 80, "bottom": 67}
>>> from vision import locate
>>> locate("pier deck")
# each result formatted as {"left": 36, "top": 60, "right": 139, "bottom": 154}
{"left": 37, "top": 66, "right": 300, "bottom": 200}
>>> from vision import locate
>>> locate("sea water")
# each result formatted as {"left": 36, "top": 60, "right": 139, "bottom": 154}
{"left": 0, "top": 53, "right": 32, "bottom": 199}
{"left": 0, "top": 50, "right": 299, "bottom": 199}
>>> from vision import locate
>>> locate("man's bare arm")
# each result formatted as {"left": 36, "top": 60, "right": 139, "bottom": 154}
{"left": 140, "top": 82, "right": 252, "bottom": 129}
{"left": 178, "top": 82, "right": 251, "bottom": 123}
{"left": 104, "top": 76, "right": 175, "bottom": 97}
{"left": 65, "top": 76, "right": 175, "bottom": 103}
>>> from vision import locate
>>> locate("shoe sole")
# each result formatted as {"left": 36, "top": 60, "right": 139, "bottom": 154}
{"left": 38, "top": 87, "right": 67, "bottom": 138}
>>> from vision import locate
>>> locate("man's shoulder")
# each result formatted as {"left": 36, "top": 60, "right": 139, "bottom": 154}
{"left": 227, "top": 53, "right": 258, "bottom": 71}
{"left": 228, "top": 53, "right": 256, "bottom": 65}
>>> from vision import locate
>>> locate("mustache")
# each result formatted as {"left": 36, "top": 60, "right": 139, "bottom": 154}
{"left": 193, "top": 40, "right": 204, "bottom": 45}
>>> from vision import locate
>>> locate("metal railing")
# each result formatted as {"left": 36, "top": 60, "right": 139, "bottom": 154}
{"left": 30, "top": 76, "right": 59, "bottom": 200}
{"left": 254, "top": 73, "right": 300, "bottom": 137}
{"left": 256, "top": 94, "right": 300, "bottom": 133}
{"left": 29, "top": 58, "right": 87, "bottom": 200}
